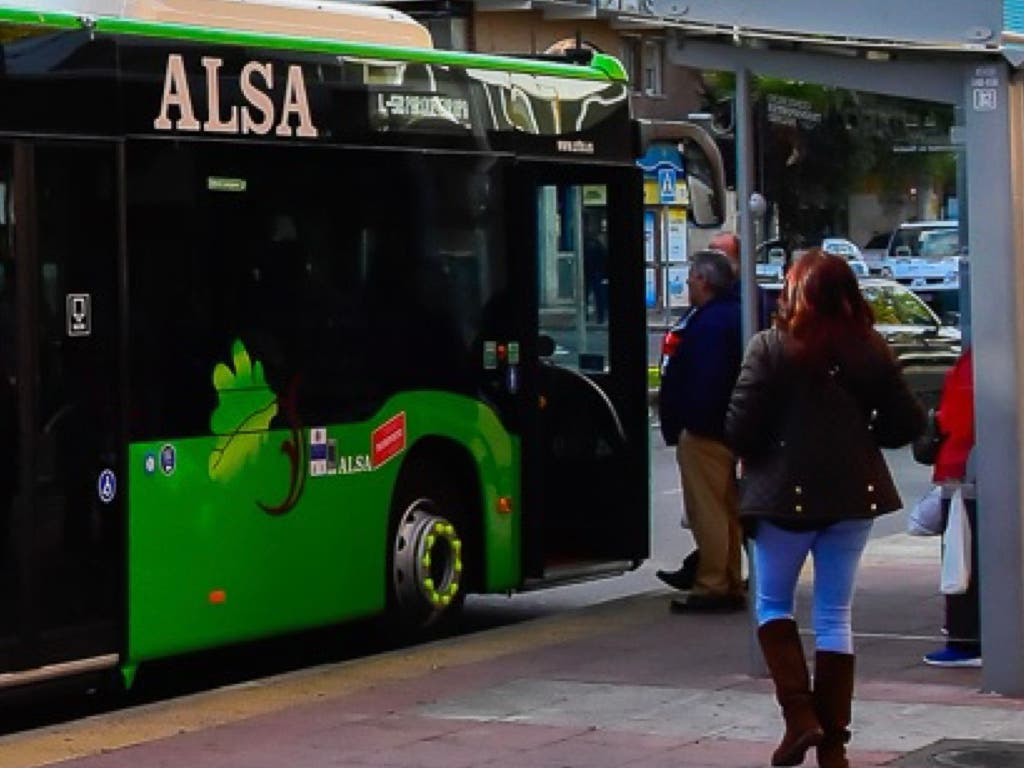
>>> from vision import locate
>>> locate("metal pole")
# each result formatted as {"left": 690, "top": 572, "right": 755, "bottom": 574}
{"left": 735, "top": 69, "right": 758, "bottom": 345}
{"left": 574, "top": 188, "right": 587, "bottom": 356}
{"left": 735, "top": 67, "right": 765, "bottom": 677}
{"left": 970, "top": 62, "right": 1024, "bottom": 695}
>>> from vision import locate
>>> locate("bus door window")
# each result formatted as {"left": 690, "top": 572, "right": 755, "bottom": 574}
{"left": 537, "top": 184, "right": 610, "bottom": 373}
{"left": 0, "top": 146, "right": 16, "bottom": 644}
{"left": 32, "top": 145, "right": 120, "bottom": 630}
{"left": 530, "top": 178, "right": 639, "bottom": 569}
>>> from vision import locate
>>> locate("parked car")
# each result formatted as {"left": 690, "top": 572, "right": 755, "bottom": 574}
{"left": 821, "top": 237, "right": 870, "bottom": 277}
{"left": 879, "top": 220, "right": 961, "bottom": 290}
{"left": 756, "top": 277, "right": 961, "bottom": 409}
{"left": 755, "top": 238, "right": 790, "bottom": 281}
{"left": 861, "top": 231, "right": 892, "bottom": 274}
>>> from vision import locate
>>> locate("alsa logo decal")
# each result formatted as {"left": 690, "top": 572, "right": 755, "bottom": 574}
{"left": 372, "top": 412, "right": 406, "bottom": 467}
{"left": 309, "top": 427, "right": 371, "bottom": 477}
{"left": 307, "top": 413, "right": 406, "bottom": 478}
{"left": 153, "top": 54, "right": 319, "bottom": 138}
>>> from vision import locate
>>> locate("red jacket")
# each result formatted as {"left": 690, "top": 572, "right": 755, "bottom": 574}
{"left": 933, "top": 348, "right": 973, "bottom": 482}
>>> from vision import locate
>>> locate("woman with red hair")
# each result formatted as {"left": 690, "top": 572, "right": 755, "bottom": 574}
{"left": 726, "top": 249, "right": 925, "bottom": 768}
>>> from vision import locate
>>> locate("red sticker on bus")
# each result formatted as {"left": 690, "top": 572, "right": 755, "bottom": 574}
{"left": 372, "top": 412, "right": 406, "bottom": 467}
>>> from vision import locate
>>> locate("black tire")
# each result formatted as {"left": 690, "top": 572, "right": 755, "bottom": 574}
{"left": 386, "top": 464, "right": 469, "bottom": 634}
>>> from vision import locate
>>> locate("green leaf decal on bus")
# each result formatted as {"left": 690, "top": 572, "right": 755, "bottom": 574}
{"left": 208, "top": 339, "right": 278, "bottom": 480}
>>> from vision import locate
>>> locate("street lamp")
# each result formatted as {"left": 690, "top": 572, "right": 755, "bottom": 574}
{"left": 749, "top": 191, "right": 767, "bottom": 247}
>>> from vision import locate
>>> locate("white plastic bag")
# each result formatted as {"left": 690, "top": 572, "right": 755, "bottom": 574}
{"left": 940, "top": 486, "right": 971, "bottom": 595}
{"left": 907, "top": 485, "right": 944, "bottom": 536}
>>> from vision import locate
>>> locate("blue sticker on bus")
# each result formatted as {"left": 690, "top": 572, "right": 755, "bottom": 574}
{"left": 506, "top": 365, "right": 519, "bottom": 394}
{"left": 309, "top": 427, "right": 328, "bottom": 476}
{"left": 98, "top": 469, "right": 117, "bottom": 504}
{"left": 160, "top": 444, "right": 176, "bottom": 475}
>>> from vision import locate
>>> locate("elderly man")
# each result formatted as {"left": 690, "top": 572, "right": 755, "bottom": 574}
{"left": 657, "top": 248, "right": 745, "bottom": 612}
{"left": 657, "top": 231, "right": 743, "bottom": 593}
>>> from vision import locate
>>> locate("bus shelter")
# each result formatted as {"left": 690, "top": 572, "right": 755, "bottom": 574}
{"left": 637, "top": 142, "right": 691, "bottom": 358}
{"left": 638, "top": 142, "right": 690, "bottom": 314}
{"left": 640, "top": 0, "right": 1024, "bottom": 695}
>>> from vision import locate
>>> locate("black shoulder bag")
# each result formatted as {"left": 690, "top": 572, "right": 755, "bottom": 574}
{"left": 911, "top": 408, "right": 945, "bottom": 466}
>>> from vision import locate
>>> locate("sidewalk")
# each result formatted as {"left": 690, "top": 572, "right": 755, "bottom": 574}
{"left": 2, "top": 533, "right": 1023, "bottom": 768}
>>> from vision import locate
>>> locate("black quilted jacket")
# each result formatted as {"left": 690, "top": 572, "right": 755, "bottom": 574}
{"left": 725, "top": 328, "right": 926, "bottom": 525}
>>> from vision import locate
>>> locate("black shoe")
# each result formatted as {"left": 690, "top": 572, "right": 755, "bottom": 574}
{"left": 669, "top": 592, "right": 746, "bottom": 614}
{"left": 656, "top": 551, "right": 700, "bottom": 591}
{"left": 656, "top": 567, "right": 694, "bottom": 591}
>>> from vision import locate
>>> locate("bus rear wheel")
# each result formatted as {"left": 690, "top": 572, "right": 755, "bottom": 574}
{"left": 390, "top": 498, "right": 464, "bottom": 630}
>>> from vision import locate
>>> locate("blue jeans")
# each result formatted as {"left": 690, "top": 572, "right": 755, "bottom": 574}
{"left": 752, "top": 519, "right": 873, "bottom": 654}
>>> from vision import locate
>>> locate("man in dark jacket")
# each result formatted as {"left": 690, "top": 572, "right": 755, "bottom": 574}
{"left": 657, "top": 249, "right": 745, "bottom": 612}
{"left": 657, "top": 231, "right": 742, "bottom": 590}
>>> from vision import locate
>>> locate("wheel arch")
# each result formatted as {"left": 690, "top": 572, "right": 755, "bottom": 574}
{"left": 391, "top": 436, "right": 486, "bottom": 594}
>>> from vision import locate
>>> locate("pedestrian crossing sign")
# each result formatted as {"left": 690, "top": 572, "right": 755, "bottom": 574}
{"left": 657, "top": 168, "right": 677, "bottom": 204}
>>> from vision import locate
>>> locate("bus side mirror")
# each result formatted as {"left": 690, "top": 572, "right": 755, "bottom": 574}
{"left": 687, "top": 168, "right": 722, "bottom": 229}
{"left": 636, "top": 120, "right": 726, "bottom": 230}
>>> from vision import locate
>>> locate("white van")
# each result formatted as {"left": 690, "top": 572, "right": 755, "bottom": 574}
{"left": 879, "top": 220, "right": 961, "bottom": 289}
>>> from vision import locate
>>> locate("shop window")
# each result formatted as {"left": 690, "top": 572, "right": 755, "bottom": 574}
{"left": 621, "top": 37, "right": 642, "bottom": 93}
{"left": 622, "top": 37, "right": 663, "bottom": 96}
{"left": 641, "top": 39, "right": 663, "bottom": 96}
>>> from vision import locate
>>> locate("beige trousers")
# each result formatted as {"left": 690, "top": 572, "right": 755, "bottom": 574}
{"left": 676, "top": 430, "right": 744, "bottom": 597}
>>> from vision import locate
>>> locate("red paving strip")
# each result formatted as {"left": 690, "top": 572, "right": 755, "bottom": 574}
{"left": 1, "top": 534, "right": 1021, "bottom": 768}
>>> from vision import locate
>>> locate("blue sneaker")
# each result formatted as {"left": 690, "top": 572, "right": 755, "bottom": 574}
{"left": 923, "top": 646, "right": 982, "bottom": 668}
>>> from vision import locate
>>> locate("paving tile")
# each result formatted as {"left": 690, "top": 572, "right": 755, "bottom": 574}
{"left": 339, "top": 737, "right": 509, "bottom": 768}
{"left": 627, "top": 738, "right": 770, "bottom": 768}
{"left": 429, "top": 721, "right": 587, "bottom": 751}
{"left": 497, "top": 734, "right": 674, "bottom": 768}
{"left": 16, "top": 534, "right": 1024, "bottom": 768}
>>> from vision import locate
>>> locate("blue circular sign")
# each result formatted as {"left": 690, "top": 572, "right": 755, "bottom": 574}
{"left": 97, "top": 469, "right": 117, "bottom": 504}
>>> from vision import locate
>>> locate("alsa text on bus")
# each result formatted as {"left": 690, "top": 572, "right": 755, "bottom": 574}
{"left": 153, "top": 54, "right": 319, "bottom": 138}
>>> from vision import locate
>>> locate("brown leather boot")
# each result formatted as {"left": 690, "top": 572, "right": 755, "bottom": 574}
{"left": 813, "top": 651, "right": 855, "bottom": 768}
{"left": 758, "top": 619, "right": 825, "bottom": 766}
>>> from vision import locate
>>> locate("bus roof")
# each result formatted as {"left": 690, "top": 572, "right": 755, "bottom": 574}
{"left": 13, "top": 0, "right": 434, "bottom": 48}
{"left": 0, "top": 1, "right": 627, "bottom": 80}
{"left": 122, "top": 0, "right": 433, "bottom": 48}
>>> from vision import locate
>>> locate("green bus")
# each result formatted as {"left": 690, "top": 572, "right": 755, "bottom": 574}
{"left": 0, "top": 0, "right": 722, "bottom": 690}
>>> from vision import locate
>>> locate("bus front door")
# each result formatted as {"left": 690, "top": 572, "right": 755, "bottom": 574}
{"left": 517, "top": 168, "right": 649, "bottom": 584}
{"left": 0, "top": 141, "right": 121, "bottom": 682}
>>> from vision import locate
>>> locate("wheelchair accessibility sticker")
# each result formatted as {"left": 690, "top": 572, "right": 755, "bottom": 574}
{"left": 97, "top": 469, "right": 117, "bottom": 504}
